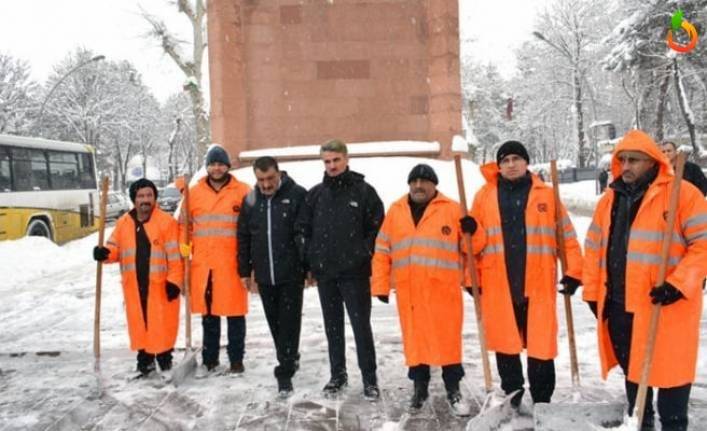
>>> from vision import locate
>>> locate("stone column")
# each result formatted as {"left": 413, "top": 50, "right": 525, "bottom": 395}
{"left": 426, "top": 0, "right": 462, "bottom": 159}
{"left": 207, "top": 0, "right": 247, "bottom": 165}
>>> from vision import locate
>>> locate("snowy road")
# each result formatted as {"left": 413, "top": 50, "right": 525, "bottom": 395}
{"left": 1, "top": 214, "right": 706, "bottom": 430}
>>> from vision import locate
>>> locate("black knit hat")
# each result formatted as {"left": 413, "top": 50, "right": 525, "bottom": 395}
{"left": 407, "top": 163, "right": 439, "bottom": 185}
{"left": 205, "top": 144, "right": 231, "bottom": 168}
{"left": 129, "top": 178, "right": 158, "bottom": 203}
{"left": 496, "top": 140, "right": 530, "bottom": 165}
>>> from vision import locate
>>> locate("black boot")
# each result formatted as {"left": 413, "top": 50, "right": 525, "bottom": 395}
{"left": 409, "top": 380, "right": 429, "bottom": 409}
{"left": 323, "top": 373, "right": 348, "bottom": 395}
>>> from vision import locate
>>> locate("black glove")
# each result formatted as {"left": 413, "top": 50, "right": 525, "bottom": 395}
{"left": 166, "top": 282, "right": 181, "bottom": 301}
{"left": 587, "top": 301, "right": 598, "bottom": 318}
{"left": 465, "top": 286, "right": 482, "bottom": 297}
{"left": 559, "top": 275, "right": 582, "bottom": 295}
{"left": 377, "top": 295, "right": 389, "bottom": 304}
{"left": 649, "top": 282, "right": 684, "bottom": 306}
{"left": 93, "top": 246, "right": 109, "bottom": 261}
{"left": 459, "top": 216, "right": 478, "bottom": 235}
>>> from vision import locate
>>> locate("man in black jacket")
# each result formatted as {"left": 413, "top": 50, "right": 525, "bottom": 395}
{"left": 237, "top": 156, "right": 307, "bottom": 398}
{"left": 295, "top": 139, "right": 385, "bottom": 400}
{"left": 661, "top": 141, "right": 707, "bottom": 196}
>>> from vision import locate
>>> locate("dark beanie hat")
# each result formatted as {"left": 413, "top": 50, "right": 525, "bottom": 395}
{"left": 129, "top": 178, "right": 158, "bottom": 203}
{"left": 407, "top": 163, "right": 439, "bottom": 185}
{"left": 496, "top": 140, "right": 530, "bottom": 165}
{"left": 205, "top": 144, "right": 231, "bottom": 167}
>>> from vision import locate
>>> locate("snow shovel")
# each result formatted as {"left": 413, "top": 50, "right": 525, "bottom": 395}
{"left": 171, "top": 175, "right": 198, "bottom": 386}
{"left": 93, "top": 176, "right": 110, "bottom": 393}
{"left": 453, "top": 155, "right": 516, "bottom": 428}
{"left": 634, "top": 153, "right": 687, "bottom": 429}
{"left": 532, "top": 161, "right": 625, "bottom": 429}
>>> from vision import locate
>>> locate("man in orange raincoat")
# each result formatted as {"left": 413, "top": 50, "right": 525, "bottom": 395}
{"left": 182, "top": 144, "right": 251, "bottom": 375}
{"left": 94, "top": 178, "right": 182, "bottom": 377}
{"left": 372, "top": 164, "right": 480, "bottom": 416}
{"left": 468, "top": 141, "right": 583, "bottom": 408}
{"left": 583, "top": 130, "right": 707, "bottom": 430}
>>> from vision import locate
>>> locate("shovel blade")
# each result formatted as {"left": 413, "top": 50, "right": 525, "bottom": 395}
{"left": 464, "top": 390, "right": 517, "bottom": 431}
{"left": 533, "top": 401, "right": 625, "bottom": 430}
{"left": 170, "top": 350, "right": 198, "bottom": 387}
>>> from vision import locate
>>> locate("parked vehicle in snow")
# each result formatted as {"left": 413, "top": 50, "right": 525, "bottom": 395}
{"left": 157, "top": 186, "right": 181, "bottom": 213}
{"left": 106, "top": 191, "right": 131, "bottom": 220}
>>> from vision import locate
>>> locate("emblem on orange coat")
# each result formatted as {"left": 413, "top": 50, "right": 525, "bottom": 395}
{"left": 537, "top": 203, "right": 548, "bottom": 212}
{"left": 441, "top": 226, "right": 451, "bottom": 235}
{"left": 233, "top": 205, "right": 240, "bottom": 212}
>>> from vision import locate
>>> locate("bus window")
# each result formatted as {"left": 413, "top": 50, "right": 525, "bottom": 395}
{"left": 11, "top": 148, "right": 32, "bottom": 191}
{"left": 30, "top": 150, "right": 50, "bottom": 191}
{"left": 0, "top": 149, "right": 10, "bottom": 192}
{"left": 78, "top": 153, "right": 97, "bottom": 189}
{"left": 49, "top": 151, "right": 80, "bottom": 190}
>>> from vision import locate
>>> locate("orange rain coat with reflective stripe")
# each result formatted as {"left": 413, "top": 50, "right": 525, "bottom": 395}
{"left": 183, "top": 174, "right": 250, "bottom": 316}
{"left": 105, "top": 208, "right": 183, "bottom": 354}
{"left": 371, "top": 192, "right": 481, "bottom": 366}
{"left": 470, "top": 164, "right": 583, "bottom": 360}
{"left": 582, "top": 130, "right": 707, "bottom": 387}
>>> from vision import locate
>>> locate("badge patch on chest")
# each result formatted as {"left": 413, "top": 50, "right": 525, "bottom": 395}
{"left": 282, "top": 199, "right": 290, "bottom": 204}
{"left": 349, "top": 201, "right": 359, "bottom": 208}
{"left": 233, "top": 204, "right": 240, "bottom": 212}
{"left": 537, "top": 203, "right": 548, "bottom": 213}
{"left": 441, "top": 225, "right": 452, "bottom": 235}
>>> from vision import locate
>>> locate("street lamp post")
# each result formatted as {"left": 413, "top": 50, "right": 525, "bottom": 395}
{"left": 37, "top": 55, "right": 106, "bottom": 132}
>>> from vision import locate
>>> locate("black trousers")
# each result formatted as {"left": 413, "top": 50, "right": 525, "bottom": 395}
{"left": 607, "top": 300, "right": 691, "bottom": 431}
{"left": 495, "top": 352, "right": 555, "bottom": 404}
{"left": 408, "top": 364, "right": 465, "bottom": 393}
{"left": 137, "top": 349, "right": 172, "bottom": 373}
{"left": 494, "top": 299, "right": 555, "bottom": 405}
{"left": 317, "top": 277, "right": 377, "bottom": 385}
{"left": 202, "top": 315, "right": 246, "bottom": 366}
{"left": 259, "top": 281, "right": 304, "bottom": 380}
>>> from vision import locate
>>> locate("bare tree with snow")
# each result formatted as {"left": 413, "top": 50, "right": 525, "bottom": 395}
{"left": 0, "top": 53, "right": 39, "bottom": 135}
{"left": 142, "top": 0, "right": 209, "bottom": 160}
{"left": 603, "top": 0, "right": 707, "bottom": 160}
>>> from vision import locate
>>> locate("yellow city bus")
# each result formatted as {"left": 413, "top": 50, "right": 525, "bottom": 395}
{"left": 0, "top": 134, "right": 99, "bottom": 244}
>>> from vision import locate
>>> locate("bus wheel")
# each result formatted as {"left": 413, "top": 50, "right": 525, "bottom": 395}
{"left": 26, "top": 218, "right": 52, "bottom": 240}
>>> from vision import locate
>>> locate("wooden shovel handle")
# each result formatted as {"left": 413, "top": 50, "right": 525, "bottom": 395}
{"left": 454, "top": 155, "right": 493, "bottom": 392}
{"left": 93, "top": 176, "right": 110, "bottom": 368}
{"left": 550, "top": 161, "right": 580, "bottom": 386}
{"left": 181, "top": 175, "right": 193, "bottom": 351}
{"left": 636, "top": 153, "right": 686, "bottom": 429}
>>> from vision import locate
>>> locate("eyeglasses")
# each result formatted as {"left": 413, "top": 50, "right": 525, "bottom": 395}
{"left": 617, "top": 155, "right": 651, "bottom": 164}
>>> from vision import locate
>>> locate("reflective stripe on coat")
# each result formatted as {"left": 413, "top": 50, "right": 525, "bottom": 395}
{"left": 105, "top": 208, "right": 182, "bottom": 353}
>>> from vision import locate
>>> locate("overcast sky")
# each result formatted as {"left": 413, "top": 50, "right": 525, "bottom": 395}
{"left": 1, "top": 0, "right": 551, "bottom": 104}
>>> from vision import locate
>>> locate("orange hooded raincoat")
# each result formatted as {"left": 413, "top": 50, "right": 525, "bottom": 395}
{"left": 471, "top": 164, "right": 583, "bottom": 360}
{"left": 105, "top": 207, "right": 183, "bottom": 354}
{"left": 582, "top": 129, "right": 707, "bottom": 387}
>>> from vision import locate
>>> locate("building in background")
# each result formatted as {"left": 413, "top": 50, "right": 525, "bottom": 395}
{"left": 207, "top": 0, "right": 462, "bottom": 162}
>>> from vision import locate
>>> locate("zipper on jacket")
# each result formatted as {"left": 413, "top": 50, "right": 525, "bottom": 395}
{"left": 267, "top": 197, "right": 275, "bottom": 285}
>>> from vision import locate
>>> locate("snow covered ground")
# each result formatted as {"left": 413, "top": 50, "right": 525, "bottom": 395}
{"left": 0, "top": 158, "right": 705, "bottom": 430}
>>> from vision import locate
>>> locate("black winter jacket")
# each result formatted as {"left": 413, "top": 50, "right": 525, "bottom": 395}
{"left": 605, "top": 167, "right": 658, "bottom": 308}
{"left": 237, "top": 173, "right": 308, "bottom": 285}
{"left": 294, "top": 168, "right": 384, "bottom": 281}
{"left": 498, "top": 172, "right": 532, "bottom": 304}
{"left": 683, "top": 161, "right": 707, "bottom": 196}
